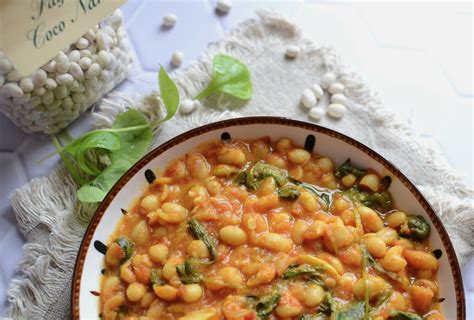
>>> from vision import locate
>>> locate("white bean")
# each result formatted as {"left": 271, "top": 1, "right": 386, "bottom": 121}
{"left": 56, "top": 73, "right": 74, "bottom": 85}
{"left": 43, "top": 60, "right": 57, "bottom": 72}
{"left": 321, "top": 72, "right": 336, "bottom": 89}
{"left": 42, "top": 90, "right": 54, "bottom": 105}
{"left": 2, "top": 83, "right": 24, "bottom": 98}
{"left": 75, "top": 37, "right": 89, "bottom": 49}
{"left": 20, "top": 78, "right": 35, "bottom": 93}
{"left": 285, "top": 45, "right": 300, "bottom": 59}
{"left": 97, "top": 50, "right": 110, "bottom": 68}
{"left": 85, "top": 63, "right": 101, "bottom": 79}
{"left": 32, "top": 69, "right": 47, "bottom": 88}
{"left": 301, "top": 89, "right": 317, "bottom": 109}
{"left": 328, "top": 82, "right": 345, "bottom": 94}
{"left": 179, "top": 99, "right": 195, "bottom": 114}
{"left": 311, "top": 84, "right": 324, "bottom": 98}
{"left": 171, "top": 51, "right": 183, "bottom": 66}
{"left": 45, "top": 78, "right": 58, "bottom": 90}
{"left": 68, "top": 50, "right": 81, "bottom": 62}
{"left": 309, "top": 107, "right": 324, "bottom": 120}
{"left": 216, "top": 0, "right": 232, "bottom": 13}
{"left": 69, "top": 62, "right": 84, "bottom": 80}
{"left": 96, "top": 31, "right": 110, "bottom": 50}
{"left": 84, "top": 29, "right": 96, "bottom": 41}
{"left": 327, "top": 103, "right": 346, "bottom": 118}
{"left": 330, "top": 93, "right": 346, "bottom": 105}
{"left": 6, "top": 70, "right": 22, "bottom": 82}
{"left": 162, "top": 14, "right": 177, "bottom": 27}
{"left": 78, "top": 57, "right": 92, "bottom": 70}
{"left": 0, "top": 59, "right": 12, "bottom": 75}
{"left": 72, "top": 92, "right": 85, "bottom": 103}
{"left": 54, "top": 85, "right": 69, "bottom": 99}
{"left": 62, "top": 97, "right": 73, "bottom": 109}
{"left": 80, "top": 49, "right": 92, "bottom": 58}
{"left": 56, "top": 53, "right": 70, "bottom": 73}
{"left": 33, "top": 87, "right": 46, "bottom": 96}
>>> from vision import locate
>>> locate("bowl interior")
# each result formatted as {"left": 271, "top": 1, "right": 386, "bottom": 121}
{"left": 74, "top": 118, "right": 463, "bottom": 319}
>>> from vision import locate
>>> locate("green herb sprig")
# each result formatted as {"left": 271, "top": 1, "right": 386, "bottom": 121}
{"left": 49, "top": 66, "right": 179, "bottom": 203}
{"left": 194, "top": 54, "right": 252, "bottom": 101}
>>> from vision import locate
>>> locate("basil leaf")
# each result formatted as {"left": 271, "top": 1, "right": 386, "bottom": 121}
{"left": 154, "top": 65, "right": 179, "bottom": 125}
{"left": 195, "top": 54, "right": 252, "bottom": 101}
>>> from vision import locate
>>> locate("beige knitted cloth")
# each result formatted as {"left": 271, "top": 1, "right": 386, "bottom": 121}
{"left": 7, "top": 11, "right": 474, "bottom": 319}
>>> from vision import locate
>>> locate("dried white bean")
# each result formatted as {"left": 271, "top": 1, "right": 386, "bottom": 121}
{"left": 42, "top": 90, "right": 54, "bottom": 105}
{"left": 309, "top": 107, "right": 324, "bottom": 120}
{"left": 71, "top": 82, "right": 85, "bottom": 92}
{"left": 330, "top": 93, "right": 346, "bottom": 105}
{"left": 76, "top": 37, "right": 89, "bottom": 49}
{"left": 162, "top": 14, "right": 177, "bottom": 27}
{"left": 327, "top": 103, "right": 346, "bottom": 118}
{"left": 2, "top": 83, "right": 24, "bottom": 98}
{"left": 311, "top": 84, "right": 324, "bottom": 99}
{"left": 6, "top": 70, "right": 22, "bottom": 82}
{"left": 33, "top": 87, "right": 46, "bottom": 96}
{"left": 96, "top": 31, "right": 110, "bottom": 50}
{"left": 61, "top": 97, "right": 73, "bottom": 110}
{"left": 32, "top": 69, "right": 47, "bottom": 87}
{"left": 328, "top": 82, "right": 345, "bottom": 94}
{"left": 84, "top": 29, "right": 96, "bottom": 41}
{"left": 69, "top": 62, "right": 84, "bottom": 80}
{"left": 285, "top": 45, "right": 300, "bottom": 58}
{"left": 171, "top": 51, "right": 183, "bottom": 66}
{"left": 99, "top": 70, "right": 110, "bottom": 81}
{"left": 20, "top": 78, "right": 35, "bottom": 93}
{"left": 301, "top": 89, "right": 317, "bottom": 109}
{"left": 97, "top": 50, "right": 110, "bottom": 67}
{"left": 43, "top": 60, "right": 57, "bottom": 72}
{"left": 0, "top": 59, "right": 12, "bottom": 75}
{"left": 86, "top": 63, "right": 101, "bottom": 79}
{"left": 216, "top": 0, "right": 232, "bottom": 13}
{"left": 56, "top": 74, "right": 74, "bottom": 85}
{"left": 72, "top": 92, "right": 85, "bottom": 103}
{"left": 68, "top": 50, "right": 81, "bottom": 62}
{"left": 13, "top": 93, "right": 31, "bottom": 105}
{"left": 45, "top": 78, "right": 58, "bottom": 90}
{"left": 179, "top": 99, "right": 195, "bottom": 114}
{"left": 321, "top": 72, "right": 336, "bottom": 89}
{"left": 54, "top": 85, "right": 69, "bottom": 99}
{"left": 85, "top": 77, "right": 98, "bottom": 88}
{"left": 46, "top": 99, "right": 61, "bottom": 110}
{"left": 80, "top": 49, "right": 92, "bottom": 58}
{"left": 56, "top": 52, "right": 70, "bottom": 73}
{"left": 78, "top": 57, "right": 92, "bottom": 70}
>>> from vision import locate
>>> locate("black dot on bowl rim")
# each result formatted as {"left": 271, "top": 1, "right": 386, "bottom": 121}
{"left": 93, "top": 240, "right": 107, "bottom": 255}
{"left": 438, "top": 297, "right": 445, "bottom": 303}
{"left": 304, "top": 134, "right": 316, "bottom": 152}
{"left": 144, "top": 169, "right": 156, "bottom": 184}
{"left": 221, "top": 132, "right": 231, "bottom": 141}
{"left": 432, "top": 249, "right": 443, "bottom": 259}
{"left": 90, "top": 290, "right": 100, "bottom": 296}
{"left": 120, "top": 208, "right": 128, "bottom": 215}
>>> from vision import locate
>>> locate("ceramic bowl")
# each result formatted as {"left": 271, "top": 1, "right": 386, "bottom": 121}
{"left": 72, "top": 116, "right": 465, "bottom": 319}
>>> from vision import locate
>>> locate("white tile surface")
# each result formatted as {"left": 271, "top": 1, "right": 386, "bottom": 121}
{"left": 0, "top": 0, "right": 472, "bottom": 316}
